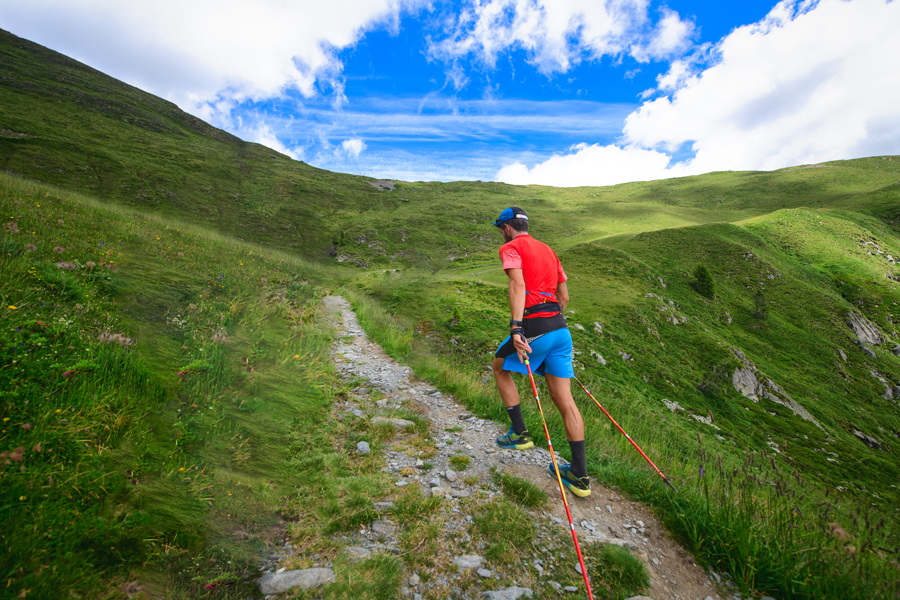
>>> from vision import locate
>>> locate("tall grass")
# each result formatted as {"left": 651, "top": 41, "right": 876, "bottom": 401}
{"left": 345, "top": 286, "right": 900, "bottom": 599}
{"left": 0, "top": 174, "right": 340, "bottom": 597}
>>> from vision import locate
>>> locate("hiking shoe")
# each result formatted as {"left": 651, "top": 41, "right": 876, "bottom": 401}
{"left": 549, "top": 463, "right": 591, "bottom": 498}
{"left": 496, "top": 428, "right": 534, "bottom": 450}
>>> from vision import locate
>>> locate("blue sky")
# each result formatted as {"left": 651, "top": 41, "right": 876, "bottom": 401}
{"left": 2, "top": 0, "right": 899, "bottom": 185}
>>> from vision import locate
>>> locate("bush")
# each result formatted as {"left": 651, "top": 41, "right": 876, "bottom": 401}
{"left": 693, "top": 264, "right": 715, "bottom": 299}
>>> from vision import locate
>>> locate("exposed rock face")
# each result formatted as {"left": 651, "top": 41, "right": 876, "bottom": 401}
{"left": 852, "top": 430, "right": 883, "bottom": 451}
{"left": 893, "top": 344, "right": 900, "bottom": 356}
{"left": 731, "top": 353, "right": 821, "bottom": 429}
{"left": 870, "top": 371, "right": 894, "bottom": 400}
{"left": 732, "top": 368, "right": 760, "bottom": 402}
{"left": 847, "top": 312, "right": 884, "bottom": 346}
{"left": 257, "top": 568, "right": 335, "bottom": 595}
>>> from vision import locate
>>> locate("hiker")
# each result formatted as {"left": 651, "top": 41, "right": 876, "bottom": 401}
{"left": 490, "top": 207, "right": 591, "bottom": 497}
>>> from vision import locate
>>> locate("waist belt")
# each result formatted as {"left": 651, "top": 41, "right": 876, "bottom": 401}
{"left": 524, "top": 301, "right": 562, "bottom": 317}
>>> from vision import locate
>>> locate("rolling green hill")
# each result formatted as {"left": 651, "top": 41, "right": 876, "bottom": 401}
{"left": 2, "top": 26, "right": 900, "bottom": 599}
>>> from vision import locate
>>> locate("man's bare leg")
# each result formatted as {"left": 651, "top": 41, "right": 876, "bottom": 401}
{"left": 492, "top": 356, "right": 520, "bottom": 408}
{"left": 544, "top": 373, "right": 584, "bottom": 441}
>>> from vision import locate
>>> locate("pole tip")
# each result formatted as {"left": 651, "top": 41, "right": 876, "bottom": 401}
{"left": 664, "top": 478, "right": 678, "bottom": 493}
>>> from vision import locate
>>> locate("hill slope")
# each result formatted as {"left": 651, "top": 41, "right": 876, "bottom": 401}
{"left": 2, "top": 26, "right": 900, "bottom": 599}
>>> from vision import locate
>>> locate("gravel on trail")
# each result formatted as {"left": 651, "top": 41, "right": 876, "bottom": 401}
{"left": 259, "top": 296, "right": 727, "bottom": 600}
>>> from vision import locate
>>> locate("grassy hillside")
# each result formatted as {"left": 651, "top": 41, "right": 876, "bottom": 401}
{"left": 2, "top": 27, "right": 899, "bottom": 269}
{"left": 2, "top": 26, "right": 900, "bottom": 598}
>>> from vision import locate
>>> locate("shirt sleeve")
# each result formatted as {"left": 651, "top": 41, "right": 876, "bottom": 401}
{"left": 557, "top": 261, "right": 568, "bottom": 283}
{"left": 500, "top": 246, "right": 522, "bottom": 270}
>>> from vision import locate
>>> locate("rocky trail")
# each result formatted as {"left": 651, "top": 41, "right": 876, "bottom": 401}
{"left": 259, "top": 297, "right": 732, "bottom": 599}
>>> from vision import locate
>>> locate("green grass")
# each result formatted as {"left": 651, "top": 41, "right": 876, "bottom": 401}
{"left": 2, "top": 26, "right": 900, "bottom": 598}
{"left": 472, "top": 499, "right": 535, "bottom": 566}
{"left": 493, "top": 469, "right": 548, "bottom": 508}
{"left": 0, "top": 174, "right": 344, "bottom": 597}
{"left": 583, "top": 544, "right": 650, "bottom": 600}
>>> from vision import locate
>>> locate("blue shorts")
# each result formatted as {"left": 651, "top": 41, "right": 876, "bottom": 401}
{"left": 496, "top": 327, "right": 575, "bottom": 378}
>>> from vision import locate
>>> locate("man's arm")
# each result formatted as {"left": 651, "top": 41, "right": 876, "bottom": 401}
{"left": 506, "top": 268, "right": 526, "bottom": 323}
{"left": 557, "top": 281, "right": 569, "bottom": 311}
{"left": 505, "top": 268, "right": 531, "bottom": 361}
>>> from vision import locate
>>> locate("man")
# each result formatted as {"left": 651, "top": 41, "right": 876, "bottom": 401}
{"left": 491, "top": 207, "right": 591, "bottom": 498}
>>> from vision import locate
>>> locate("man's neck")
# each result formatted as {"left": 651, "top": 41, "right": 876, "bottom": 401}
{"left": 506, "top": 230, "right": 529, "bottom": 242}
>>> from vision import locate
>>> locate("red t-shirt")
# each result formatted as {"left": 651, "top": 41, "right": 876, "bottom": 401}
{"left": 499, "top": 234, "right": 567, "bottom": 318}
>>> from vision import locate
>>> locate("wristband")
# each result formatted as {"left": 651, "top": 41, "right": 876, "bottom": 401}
{"left": 510, "top": 327, "right": 526, "bottom": 341}
{"left": 509, "top": 319, "right": 524, "bottom": 327}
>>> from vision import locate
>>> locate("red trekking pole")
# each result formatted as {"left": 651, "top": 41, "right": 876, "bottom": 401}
{"left": 524, "top": 359, "right": 595, "bottom": 599}
{"left": 573, "top": 375, "right": 677, "bottom": 493}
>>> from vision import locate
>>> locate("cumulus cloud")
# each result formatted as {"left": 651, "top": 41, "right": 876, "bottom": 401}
{"left": 498, "top": 0, "right": 900, "bottom": 186}
{"left": 497, "top": 143, "right": 682, "bottom": 187}
{"left": 428, "top": 0, "right": 695, "bottom": 82}
{"left": 0, "top": 0, "right": 412, "bottom": 113}
{"left": 338, "top": 138, "right": 367, "bottom": 158}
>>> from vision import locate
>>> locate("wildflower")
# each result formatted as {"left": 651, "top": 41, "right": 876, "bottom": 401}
{"left": 19, "top": 496, "right": 26, "bottom": 501}
{"left": 294, "top": 354, "right": 299, "bottom": 359}
{"left": 53, "top": 246, "right": 64, "bottom": 253}
{"left": 25, "top": 244, "right": 36, "bottom": 251}
{"left": 56, "top": 262, "right": 76, "bottom": 270}
{"left": 33, "top": 444, "right": 42, "bottom": 452}
{"left": 5, "top": 222, "right": 19, "bottom": 233}
{"left": 7, "top": 306, "right": 15, "bottom": 310}
{"left": 57, "top": 219, "right": 64, "bottom": 224}
{"left": 86, "top": 261, "right": 96, "bottom": 269}
{"left": 177, "top": 370, "right": 188, "bottom": 376}
{"left": 21, "top": 423, "right": 31, "bottom": 430}
{"left": 55, "top": 409, "right": 61, "bottom": 413}
{"left": 1, "top": 447, "right": 25, "bottom": 464}
{"left": 62, "top": 370, "right": 74, "bottom": 376}
{"left": 179, "top": 467, "right": 185, "bottom": 472}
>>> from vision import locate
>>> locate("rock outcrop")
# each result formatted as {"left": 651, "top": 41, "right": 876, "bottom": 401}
{"left": 847, "top": 312, "right": 883, "bottom": 346}
{"left": 730, "top": 352, "right": 821, "bottom": 429}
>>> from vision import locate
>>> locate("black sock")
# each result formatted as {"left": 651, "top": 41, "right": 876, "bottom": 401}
{"left": 569, "top": 440, "right": 587, "bottom": 478}
{"left": 506, "top": 404, "right": 527, "bottom": 435}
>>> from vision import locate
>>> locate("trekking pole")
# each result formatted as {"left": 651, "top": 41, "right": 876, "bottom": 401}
{"left": 524, "top": 358, "right": 594, "bottom": 600}
{"left": 573, "top": 375, "right": 678, "bottom": 494}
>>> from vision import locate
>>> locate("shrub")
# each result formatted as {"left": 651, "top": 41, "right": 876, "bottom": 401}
{"left": 693, "top": 264, "right": 715, "bottom": 299}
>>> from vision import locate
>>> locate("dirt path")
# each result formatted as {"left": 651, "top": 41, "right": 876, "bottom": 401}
{"left": 322, "top": 296, "right": 724, "bottom": 600}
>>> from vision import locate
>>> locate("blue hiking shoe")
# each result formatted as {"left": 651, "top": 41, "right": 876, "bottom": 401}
{"left": 549, "top": 463, "right": 591, "bottom": 498}
{"left": 496, "top": 428, "right": 534, "bottom": 450}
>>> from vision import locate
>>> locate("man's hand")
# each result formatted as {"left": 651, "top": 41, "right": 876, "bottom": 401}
{"left": 512, "top": 331, "right": 532, "bottom": 363}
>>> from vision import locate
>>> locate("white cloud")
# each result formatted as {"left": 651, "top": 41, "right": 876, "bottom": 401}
{"left": 0, "top": 0, "right": 413, "bottom": 113}
{"left": 338, "top": 138, "right": 367, "bottom": 158}
{"left": 248, "top": 123, "right": 305, "bottom": 161}
{"left": 497, "top": 143, "right": 681, "bottom": 187}
{"left": 498, "top": 0, "right": 900, "bottom": 186}
{"left": 428, "top": 0, "right": 695, "bottom": 79}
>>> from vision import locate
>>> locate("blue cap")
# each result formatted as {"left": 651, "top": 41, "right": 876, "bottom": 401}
{"left": 492, "top": 206, "right": 528, "bottom": 227}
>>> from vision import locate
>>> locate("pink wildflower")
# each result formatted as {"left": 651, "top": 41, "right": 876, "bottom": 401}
{"left": 21, "top": 423, "right": 31, "bottom": 430}
{"left": 86, "top": 261, "right": 96, "bottom": 269}
{"left": 5, "top": 222, "right": 19, "bottom": 233}
{"left": 62, "top": 370, "right": 75, "bottom": 376}
{"left": 33, "top": 444, "right": 42, "bottom": 452}
{"left": 25, "top": 243, "right": 37, "bottom": 251}
{"left": 56, "top": 262, "right": 76, "bottom": 270}
{"left": 53, "top": 246, "right": 64, "bottom": 253}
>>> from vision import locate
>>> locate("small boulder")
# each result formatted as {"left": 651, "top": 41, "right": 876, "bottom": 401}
{"left": 482, "top": 587, "right": 532, "bottom": 600}
{"left": 257, "top": 568, "right": 335, "bottom": 595}
{"left": 370, "top": 416, "right": 415, "bottom": 429}
{"left": 453, "top": 554, "right": 483, "bottom": 569}
{"left": 356, "top": 441, "right": 371, "bottom": 455}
